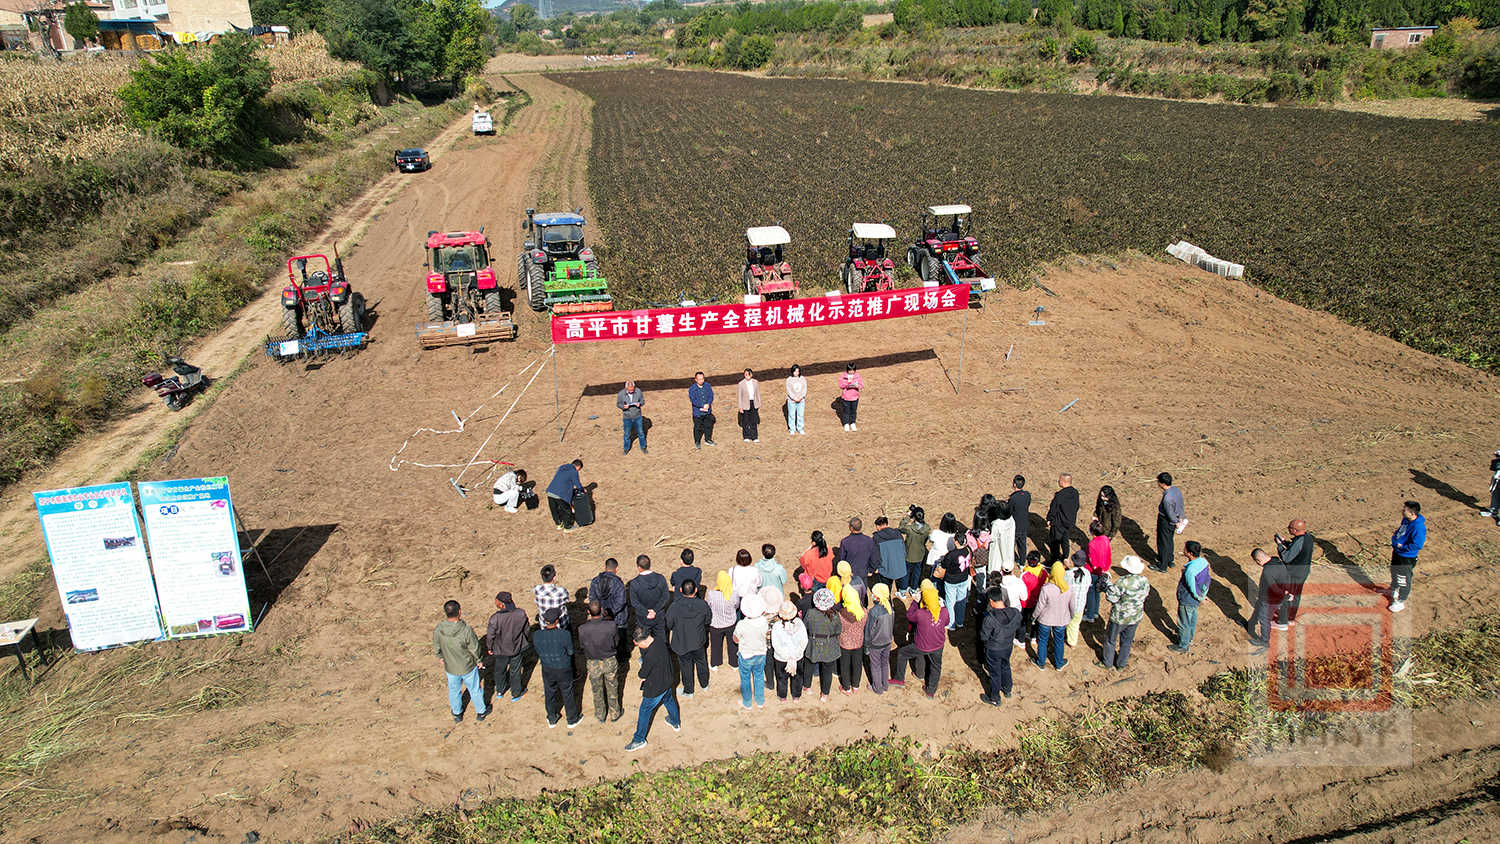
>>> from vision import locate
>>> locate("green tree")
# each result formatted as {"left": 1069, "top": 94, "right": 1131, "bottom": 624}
{"left": 1111, "top": 2, "right": 1125, "bottom": 33}
{"left": 1243, "top": 0, "right": 1296, "bottom": 38}
{"left": 1067, "top": 31, "right": 1097, "bottom": 59}
{"left": 62, "top": 2, "right": 98, "bottom": 44}
{"left": 435, "top": 0, "right": 493, "bottom": 88}
{"left": 510, "top": 2, "right": 538, "bottom": 31}
{"left": 739, "top": 33, "right": 774, "bottom": 68}
{"left": 831, "top": 3, "right": 862, "bottom": 35}
{"left": 248, "top": 0, "right": 326, "bottom": 32}
{"left": 118, "top": 34, "right": 272, "bottom": 162}
{"left": 1004, "top": 0, "right": 1031, "bottom": 22}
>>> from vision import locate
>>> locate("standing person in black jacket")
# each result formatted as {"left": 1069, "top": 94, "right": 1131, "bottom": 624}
{"left": 485, "top": 591, "right": 532, "bottom": 704}
{"left": 1046, "top": 473, "right": 1080, "bottom": 564}
{"left": 588, "top": 558, "right": 628, "bottom": 659}
{"left": 978, "top": 587, "right": 1023, "bottom": 705}
{"left": 1008, "top": 475, "right": 1032, "bottom": 563}
{"left": 665, "top": 580, "right": 713, "bottom": 697}
{"left": 625, "top": 614, "right": 681, "bottom": 752}
{"left": 579, "top": 601, "right": 623, "bottom": 722}
{"left": 532, "top": 607, "right": 581, "bottom": 729}
{"left": 628, "top": 554, "right": 669, "bottom": 628}
{"left": 1246, "top": 548, "right": 1289, "bottom": 648}
{"left": 671, "top": 548, "right": 703, "bottom": 595}
{"left": 1275, "top": 519, "right": 1315, "bottom": 625}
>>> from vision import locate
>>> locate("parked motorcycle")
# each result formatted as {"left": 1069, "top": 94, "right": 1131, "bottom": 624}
{"left": 142, "top": 356, "right": 208, "bottom": 411}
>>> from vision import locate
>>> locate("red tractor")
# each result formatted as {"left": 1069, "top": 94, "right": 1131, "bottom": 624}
{"left": 417, "top": 229, "right": 516, "bottom": 348}
{"left": 906, "top": 204, "right": 991, "bottom": 306}
{"left": 743, "top": 226, "right": 798, "bottom": 300}
{"left": 842, "top": 223, "right": 898, "bottom": 293}
{"left": 268, "top": 250, "right": 368, "bottom": 361}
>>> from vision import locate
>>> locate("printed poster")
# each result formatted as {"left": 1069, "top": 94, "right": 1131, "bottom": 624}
{"left": 137, "top": 477, "right": 252, "bottom": 638}
{"left": 33, "top": 483, "right": 165, "bottom": 651}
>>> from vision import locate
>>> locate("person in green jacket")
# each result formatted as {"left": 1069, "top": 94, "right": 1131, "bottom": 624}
{"left": 898, "top": 506, "right": 931, "bottom": 599}
{"left": 434, "top": 600, "right": 488, "bottom": 723}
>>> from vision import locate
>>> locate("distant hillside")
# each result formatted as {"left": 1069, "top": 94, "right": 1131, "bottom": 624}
{"left": 496, "top": 0, "right": 632, "bottom": 17}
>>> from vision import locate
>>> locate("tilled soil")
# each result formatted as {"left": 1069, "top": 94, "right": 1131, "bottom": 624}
{"left": 1, "top": 65, "right": 1499, "bottom": 842}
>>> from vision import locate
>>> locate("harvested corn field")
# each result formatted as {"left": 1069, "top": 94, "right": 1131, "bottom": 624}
{"left": 556, "top": 68, "right": 1500, "bottom": 370}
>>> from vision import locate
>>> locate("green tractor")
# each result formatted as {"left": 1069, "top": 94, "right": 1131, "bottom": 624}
{"left": 519, "top": 208, "right": 614, "bottom": 314}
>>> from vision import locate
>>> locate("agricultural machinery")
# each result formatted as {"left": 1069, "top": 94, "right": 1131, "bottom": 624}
{"left": 906, "top": 204, "right": 994, "bottom": 307}
{"left": 520, "top": 208, "right": 612, "bottom": 314}
{"left": 142, "top": 355, "right": 208, "bottom": 411}
{"left": 743, "top": 226, "right": 798, "bottom": 300}
{"left": 842, "top": 223, "right": 898, "bottom": 293}
{"left": 416, "top": 229, "right": 517, "bottom": 349}
{"left": 266, "top": 250, "right": 370, "bottom": 362}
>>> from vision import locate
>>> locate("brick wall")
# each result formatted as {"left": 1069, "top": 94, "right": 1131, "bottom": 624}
{"left": 160, "top": 0, "right": 250, "bottom": 32}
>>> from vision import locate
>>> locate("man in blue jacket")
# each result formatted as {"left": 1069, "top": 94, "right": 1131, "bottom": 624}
{"left": 1389, "top": 500, "right": 1426, "bottom": 614}
{"left": 545, "top": 459, "right": 584, "bottom": 530}
{"left": 1168, "top": 540, "right": 1211, "bottom": 653}
{"left": 688, "top": 371, "right": 716, "bottom": 449}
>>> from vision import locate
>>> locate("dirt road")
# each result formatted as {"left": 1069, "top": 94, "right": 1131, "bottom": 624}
{"left": 2, "top": 63, "right": 1499, "bottom": 842}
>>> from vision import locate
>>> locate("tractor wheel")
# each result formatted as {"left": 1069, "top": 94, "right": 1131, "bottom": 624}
{"left": 166, "top": 393, "right": 184, "bottom": 411}
{"left": 338, "top": 295, "right": 362, "bottom": 333}
{"left": 280, "top": 307, "right": 302, "bottom": 340}
{"left": 584, "top": 258, "right": 599, "bottom": 278}
{"left": 483, "top": 289, "right": 501, "bottom": 316}
{"left": 426, "top": 294, "right": 445, "bottom": 323}
{"left": 527, "top": 261, "right": 546, "bottom": 311}
{"left": 842, "top": 265, "right": 856, "bottom": 294}
{"left": 906, "top": 246, "right": 919, "bottom": 271}
{"left": 922, "top": 255, "right": 941, "bottom": 283}
{"left": 517, "top": 253, "right": 526, "bottom": 290}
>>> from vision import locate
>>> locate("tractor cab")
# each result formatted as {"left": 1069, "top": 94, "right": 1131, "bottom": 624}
{"left": 425, "top": 230, "right": 497, "bottom": 296}
{"left": 743, "top": 225, "right": 797, "bottom": 300}
{"left": 524, "top": 209, "right": 590, "bottom": 263}
{"left": 920, "top": 204, "right": 977, "bottom": 251}
{"left": 270, "top": 248, "right": 369, "bottom": 361}
{"left": 843, "top": 223, "right": 897, "bottom": 293}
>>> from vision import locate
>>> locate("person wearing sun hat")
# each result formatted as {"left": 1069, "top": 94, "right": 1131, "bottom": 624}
{"left": 733, "top": 593, "right": 770, "bottom": 709}
{"left": 864, "top": 583, "right": 895, "bottom": 694}
{"left": 758, "top": 586, "right": 784, "bottom": 688}
{"left": 770, "top": 602, "right": 808, "bottom": 701}
{"left": 890, "top": 580, "right": 949, "bottom": 697}
{"left": 1101, "top": 555, "right": 1150, "bottom": 670}
{"left": 802, "top": 587, "right": 843, "bottom": 701}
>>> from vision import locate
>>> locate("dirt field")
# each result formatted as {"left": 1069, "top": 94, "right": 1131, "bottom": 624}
{"left": 2, "top": 60, "right": 1499, "bottom": 842}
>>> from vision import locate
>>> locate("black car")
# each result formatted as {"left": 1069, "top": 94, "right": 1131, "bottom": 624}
{"left": 395, "top": 148, "right": 431, "bottom": 172}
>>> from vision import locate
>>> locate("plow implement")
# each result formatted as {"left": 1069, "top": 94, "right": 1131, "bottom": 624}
{"left": 941, "top": 259, "right": 996, "bottom": 308}
{"left": 267, "top": 324, "right": 369, "bottom": 361}
{"left": 544, "top": 260, "right": 613, "bottom": 315}
{"left": 416, "top": 312, "right": 518, "bottom": 349}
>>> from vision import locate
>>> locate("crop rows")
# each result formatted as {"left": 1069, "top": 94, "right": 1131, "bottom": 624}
{"left": 554, "top": 68, "right": 1500, "bottom": 370}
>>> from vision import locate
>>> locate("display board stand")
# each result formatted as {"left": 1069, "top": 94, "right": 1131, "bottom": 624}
{"left": 234, "top": 506, "right": 275, "bottom": 628}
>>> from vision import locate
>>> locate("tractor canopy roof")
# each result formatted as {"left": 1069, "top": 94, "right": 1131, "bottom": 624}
{"left": 534, "top": 212, "right": 586, "bottom": 227}
{"left": 746, "top": 225, "right": 791, "bottom": 247}
{"left": 850, "top": 223, "right": 896, "bottom": 240}
{"left": 926, "top": 204, "right": 971, "bottom": 217}
{"left": 427, "top": 230, "right": 487, "bottom": 248}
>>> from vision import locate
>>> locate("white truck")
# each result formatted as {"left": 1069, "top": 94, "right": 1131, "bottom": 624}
{"left": 472, "top": 109, "right": 494, "bottom": 135}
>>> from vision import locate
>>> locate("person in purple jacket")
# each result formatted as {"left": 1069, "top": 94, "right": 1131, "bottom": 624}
{"left": 834, "top": 517, "right": 879, "bottom": 581}
{"left": 888, "top": 580, "right": 949, "bottom": 697}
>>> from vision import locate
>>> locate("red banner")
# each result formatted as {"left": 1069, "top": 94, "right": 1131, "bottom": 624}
{"left": 551, "top": 284, "right": 969, "bottom": 344}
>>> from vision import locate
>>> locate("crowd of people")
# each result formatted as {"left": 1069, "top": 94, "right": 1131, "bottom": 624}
{"left": 435, "top": 471, "right": 1433, "bottom": 751}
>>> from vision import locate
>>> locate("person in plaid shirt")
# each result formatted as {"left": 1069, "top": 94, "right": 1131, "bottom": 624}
{"left": 534, "top": 564, "right": 570, "bottom": 628}
{"left": 1100, "top": 555, "right": 1150, "bottom": 670}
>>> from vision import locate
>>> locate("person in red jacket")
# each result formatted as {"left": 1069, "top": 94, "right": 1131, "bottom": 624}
{"left": 1019, "top": 550, "right": 1046, "bottom": 642}
{"left": 838, "top": 363, "right": 863, "bottom": 431}
{"left": 1083, "top": 520, "right": 1112, "bottom": 622}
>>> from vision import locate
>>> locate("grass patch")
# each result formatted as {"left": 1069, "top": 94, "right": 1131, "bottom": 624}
{"left": 0, "top": 559, "right": 49, "bottom": 623}
{"left": 361, "top": 612, "right": 1500, "bottom": 843}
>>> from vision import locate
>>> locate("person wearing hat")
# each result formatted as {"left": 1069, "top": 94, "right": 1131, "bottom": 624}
{"left": 758, "top": 585, "right": 785, "bottom": 689}
{"left": 864, "top": 583, "right": 896, "bottom": 694}
{"left": 1485, "top": 450, "right": 1500, "bottom": 527}
{"left": 770, "top": 602, "right": 808, "bottom": 701}
{"left": 434, "top": 600, "right": 488, "bottom": 723}
{"left": 890, "top": 580, "right": 949, "bottom": 697}
{"left": 485, "top": 591, "right": 532, "bottom": 704}
{"left": 1033, "top": 562, "right": 1072, "bottom": 670}
{"left": 830, "top": 575, "right": 866, "bottom": 694}
{"left": 1101, "top": 555, "right": 1150, "bottom": 670}
{"left": 802, "top": 587, "right": 843, "bottom": 701}
{"left": 626, "top": 615, "right": 681, "bottom": 752}
{"left": 733, "top": 593, "right": 770, "bottom": 708}
{"left": 532, "top": 606, "right": 581, "bottom": 729}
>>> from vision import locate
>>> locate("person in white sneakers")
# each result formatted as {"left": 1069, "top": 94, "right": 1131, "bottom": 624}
{"left": 838, "top": 363, "right": 863, "bottom": 431}
{"left": 1388, "top": 500, "right": 1426, "bottom": 613}
{"left": 492, "top": 467, "right": 526, "bottom": 513}
{"left": 1483, "top": 450, "right": 1500, "bottom": 526}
